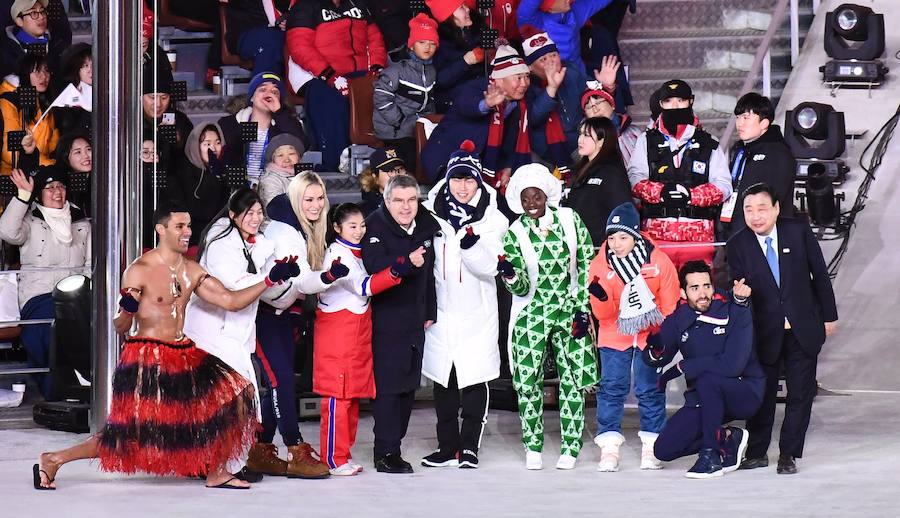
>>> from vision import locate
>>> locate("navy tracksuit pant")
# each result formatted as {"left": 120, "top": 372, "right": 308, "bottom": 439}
{"left": 655, "top": 373, "right": 763, "bottom": 461}
{"left": 237, "top": 27, "right": 286, "bottom": 77}
{"left": 304, "top": 78, "right": 350, "bottom": 172}
{"left": 256, "top": 308, "right": 303, "bottom": 446}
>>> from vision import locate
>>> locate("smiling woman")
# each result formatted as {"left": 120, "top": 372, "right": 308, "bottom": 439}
{"left": 0, "top": 165, "right": 91, "bottom": 397}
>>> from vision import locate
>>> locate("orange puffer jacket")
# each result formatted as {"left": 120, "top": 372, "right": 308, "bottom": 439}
{"left": 587, "top": 233, "right": 680, "bottom": 351}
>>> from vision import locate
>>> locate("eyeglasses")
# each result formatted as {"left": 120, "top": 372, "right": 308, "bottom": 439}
{"left": 584, "top": 98, "right": 609, "bottom": 111}
{"left": 19, "top": 9, "right": 47, "bottom": 20}
{"left": 43, "top": 183, "right": 66, "bottom": 192}
{"left": 381, "top": 167, "right": 406, "bottom": 176}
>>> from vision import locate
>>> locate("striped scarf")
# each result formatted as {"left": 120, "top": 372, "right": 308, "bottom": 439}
{"left": 606, "top": 238, "right": 664, "bottom": 336}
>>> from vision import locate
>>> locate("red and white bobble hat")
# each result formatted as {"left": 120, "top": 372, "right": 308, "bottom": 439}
{"left": 490, "top": 45, "right": 529, "bottom": 80}
{"left": 522, "top": 31, "right": 558, "bottom": 66}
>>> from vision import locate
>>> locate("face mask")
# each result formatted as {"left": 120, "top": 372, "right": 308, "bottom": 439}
{"left": 660, "top": 106, "right": 694, "bottom": 135}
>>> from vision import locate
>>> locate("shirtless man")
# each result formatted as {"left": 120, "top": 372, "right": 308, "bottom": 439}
{"left": 33, "top": 204, "right": 301, "bottom": 490}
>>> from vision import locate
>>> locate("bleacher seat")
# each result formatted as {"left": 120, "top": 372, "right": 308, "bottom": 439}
{"left": 348, "top": 76, "right": 382, "bottom": 176}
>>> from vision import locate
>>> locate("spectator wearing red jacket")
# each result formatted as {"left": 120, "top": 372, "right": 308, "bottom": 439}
{"left": 286, "top": 0, "right": 387, "bottom": 171}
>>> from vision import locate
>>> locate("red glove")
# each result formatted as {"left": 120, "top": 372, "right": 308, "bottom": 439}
{"left": 471, "top": 47, "right": 485, "bottom": 64}
{"left": 689, "top": 183, "right": 726, "bottom": 207}
{"left": 633, "top": 179, "right": 664, "bottom": 204}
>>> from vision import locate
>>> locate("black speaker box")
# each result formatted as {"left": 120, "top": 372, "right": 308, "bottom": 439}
{"left": 33, "top": 401, "right": 90, "bottom": 433}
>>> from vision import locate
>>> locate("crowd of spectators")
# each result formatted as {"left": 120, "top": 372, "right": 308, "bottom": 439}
{"left": 5, "top": 0, "right": 831, "bottom": 481}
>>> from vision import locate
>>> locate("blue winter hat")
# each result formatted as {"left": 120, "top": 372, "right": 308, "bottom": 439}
{"left": 606, "top": 202, "right": 641, "bottom": 240}
{"left": 247, "top": 72, "right": 285, "bottom": 103}
{"left": 445, "top": 140, "right": 483, "bottom": 186}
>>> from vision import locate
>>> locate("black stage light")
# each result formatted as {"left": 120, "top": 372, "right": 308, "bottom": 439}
{"left": 821, "top": 4, "right": 887, "bottom": 84}
{"left": 785, "top": 102, "right": 848, "bottom": 184}
{"left": 805, "top": 163, "right": 838, "bottom": 226}
{"left": 49, "top": 274, "right": 92, "bottom": 402}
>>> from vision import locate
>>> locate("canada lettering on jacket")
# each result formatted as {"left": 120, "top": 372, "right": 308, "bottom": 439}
{"left": 321, "top": 7, "right": 363, "bottom": 21}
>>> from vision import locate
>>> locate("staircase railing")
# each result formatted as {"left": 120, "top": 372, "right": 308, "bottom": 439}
{"left": 719, "top": 0, "right": 819, "bottom": 148}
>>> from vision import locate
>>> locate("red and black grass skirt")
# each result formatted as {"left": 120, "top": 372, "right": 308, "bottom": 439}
{"left": 98, "top": 336, "right": 258, "bottom": 477}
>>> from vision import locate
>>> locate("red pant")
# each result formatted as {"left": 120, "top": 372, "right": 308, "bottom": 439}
{"left": 320, "top": 397, "right": 360, "bottom": 469}
{"left": 655, "top": 239, "right": 715, "bottom": 272}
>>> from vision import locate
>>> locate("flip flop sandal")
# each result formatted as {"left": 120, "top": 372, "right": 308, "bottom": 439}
{"left": 32, "top": 463, "right": 55, "bottom": 490}
{"left": 207, "top": 476, "right": 250, "bottom": 490}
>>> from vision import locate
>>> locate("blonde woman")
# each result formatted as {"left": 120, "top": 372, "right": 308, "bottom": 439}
{"left": 248, "top": 171, "right": 345, "bottom": 479}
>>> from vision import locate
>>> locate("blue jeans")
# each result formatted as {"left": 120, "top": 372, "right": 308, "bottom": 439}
{"left": 20, "top": 293, "right": 54, "bottom": 397}
{"left": 596, "top": 346, "right": 666, "bottom": 435}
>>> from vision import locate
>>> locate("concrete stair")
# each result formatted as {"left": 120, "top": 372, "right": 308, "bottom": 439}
{"left": 619, "top": 0, "right": 815, "bottom": 140}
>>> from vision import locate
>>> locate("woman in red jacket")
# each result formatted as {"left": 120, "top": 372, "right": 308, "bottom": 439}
{"left": 587, "top": 202, "right": 679, "bottom": 472}
{"left": 285, "top": 0, "right": 387, "bottom": 171}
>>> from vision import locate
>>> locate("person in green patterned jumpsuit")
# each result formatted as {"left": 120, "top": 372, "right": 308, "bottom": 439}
{"left": 497, "top": 163, "right": 600, "bottom": 471}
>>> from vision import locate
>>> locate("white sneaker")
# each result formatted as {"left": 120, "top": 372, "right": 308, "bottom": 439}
{"left": 349, "top": 460, "right": 363, "bottom": 472}
{"left": 556, "top": 454, "right": 576, "bottom": 470}
{"left": 639, "top": 432, "right": 663, "bottom": 470}
{"left": 595, "top": 432, "right": 625, "bottom": 472}
{"left": 597, "top": 449, "right": 620, "bottom": 472}
{"left": 525, "top": 451, "right": 543, "bottom": 470}
{"left": 329, "top": 462, "right": 362, "bottom": 476}
{"left": 641, "top": 449, "right": 663, "bottom": 470}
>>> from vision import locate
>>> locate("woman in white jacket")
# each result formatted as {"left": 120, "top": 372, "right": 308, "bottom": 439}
{"left": 183, "top": 188, "right": 276, "bottom": 479}
{"left": 420, "top": 141, "right": 509, "bottom": 469}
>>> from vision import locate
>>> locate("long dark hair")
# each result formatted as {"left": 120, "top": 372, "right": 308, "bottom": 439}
{"left": 54, "top": 132, "right": 91, "bottom": 170}
{"left": 326, "top": 202, "right": 364, "bottom": 244}
{"left": 573, "top": 117, "right": 624, "bottom": 184}
{"left": 437, "top": 9, "right": 485, "bottom": 50}
{"left": 16, "top": 53, "right": 53, "bottom": 121}
{"left": 197, "top": 188, "right": 266, "bottom": 274}
{"left": 60, "top": 43, "right": 91, "bottom": 87}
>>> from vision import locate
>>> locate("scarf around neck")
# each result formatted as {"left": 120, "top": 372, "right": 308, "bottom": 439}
{"left": 37, "top": 202, "right": 73, "bottom": 244}
{"left": 606, "top": 237, "right": 663, "bottom": 335}
{"left": 442, "top": 187, "right": 480, "bottom": 231}
{"left": 483, "top": 99, "right": 531, "bottom": 189}
{"left": 16, "top": 29, "right": 49, "bottom": 46}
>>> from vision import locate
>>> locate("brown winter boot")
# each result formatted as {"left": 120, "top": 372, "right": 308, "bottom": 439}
{"left": 246, "top": 443, "right": 288, "bottom": 476}
{"left": 286, "top": 443, "right": 330, "bottom": 479}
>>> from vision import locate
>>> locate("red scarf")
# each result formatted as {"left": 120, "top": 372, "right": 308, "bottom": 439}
{"left": 483, "top": 99, "right": 531, "bottom": 189}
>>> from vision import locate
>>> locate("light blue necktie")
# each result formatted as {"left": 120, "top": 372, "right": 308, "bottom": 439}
{"left": 765, "top": 236, "right": 780, "bottom": 288}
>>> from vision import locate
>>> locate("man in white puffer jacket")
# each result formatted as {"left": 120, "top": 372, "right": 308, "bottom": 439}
{"left": 420, "top": 141, "right": 509, "bottom": 469}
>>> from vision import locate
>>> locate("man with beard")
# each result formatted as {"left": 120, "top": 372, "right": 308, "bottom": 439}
{"left": 643, "top": 260, "right": 765, "bottom": 479}
{"left": 627, "top": 80, "right": 731, "bottom": 270}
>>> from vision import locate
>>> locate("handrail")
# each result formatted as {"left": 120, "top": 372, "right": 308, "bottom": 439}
{"left": 719, "top": 0, "right": 793, "bottom": 149}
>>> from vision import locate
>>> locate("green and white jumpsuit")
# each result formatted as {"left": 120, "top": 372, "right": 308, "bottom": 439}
{"left": 502, "top": 206, "right": 600, "bottom": 457}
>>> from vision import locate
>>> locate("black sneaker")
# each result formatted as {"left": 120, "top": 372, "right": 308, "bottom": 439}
{"left": 458, "top": 449, "right": 478, "bottom": 469}
{"left": 375, "top": 453, "right": 414, "bottom": 474}
{"left": 685, "top": 448, "right": 723, "bottom": 479}
{"left": 421, "top": 449, "right": 459, "bottom": 467}
{"left": 234, "top": 467, "right": 264, "bottom": 483}
{"left": 721, "top": 427, "right": 749, "bottom": 473}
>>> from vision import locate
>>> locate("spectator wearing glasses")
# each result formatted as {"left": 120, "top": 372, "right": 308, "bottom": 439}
{"left": 359, "top": 147, "right": 408, "bottom": 217}
{"left": 0, "top": 166, "right": 90, "bottom": 397}
{"left": 0, "top": 53, "right": 59, "bottom": 175}
{"left": 2, "top": 0, "right": 72, "bottom": 79}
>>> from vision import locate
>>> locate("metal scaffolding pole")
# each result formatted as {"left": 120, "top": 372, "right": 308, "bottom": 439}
{"left": 91, "top": 0, "right": 142, "bottom": 432}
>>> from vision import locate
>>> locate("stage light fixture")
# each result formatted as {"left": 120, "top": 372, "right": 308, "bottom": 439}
{"left": 785, "top": 102, "right": 848, "bottom": 184}
{"left": 49, "top": 274, "right": 93, "bottom": 401}
{"left": 821, "top": 4, "right": 888, "bottom": 84}
{"left": 805, "top": 163, "right": 839, "bottom": 226}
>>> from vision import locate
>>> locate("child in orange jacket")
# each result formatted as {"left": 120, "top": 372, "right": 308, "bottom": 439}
{"left": 587, "top": 202, "right": 679, "bottom": 472}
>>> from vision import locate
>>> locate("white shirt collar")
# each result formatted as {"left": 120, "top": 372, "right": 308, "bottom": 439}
{"left": 755, "top": 225, "right": 778, "bottom": 255}
{"left": 403, "top": 219, "right": 417, "bottom": 235}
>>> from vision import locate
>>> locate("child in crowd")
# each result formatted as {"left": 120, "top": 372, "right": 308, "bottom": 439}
{"left": 257, "top": 133, "right": 305, "bottom": 208}
{"left": 314, "top": 203, "right": 408, "bottom": 476}
{"left": 587, "top": 202, "right": 679, "bottom": 472}
{"left": 373, "top": 13, "right": 439, "bottom": 170}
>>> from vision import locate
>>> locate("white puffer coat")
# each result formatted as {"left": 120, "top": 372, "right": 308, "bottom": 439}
{"left": 421, "top": 180, "right": 508, "bottom": 389}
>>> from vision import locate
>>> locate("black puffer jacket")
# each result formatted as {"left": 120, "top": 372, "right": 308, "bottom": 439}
{"left": 562, "top": 154, "right": 633, "bottom": 246}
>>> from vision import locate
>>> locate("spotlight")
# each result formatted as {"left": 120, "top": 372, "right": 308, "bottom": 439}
{"left": 49, "top": 274, "right": 93, "bottom": 401}
{"left": 821, "top": 4, "right": 888, "bottom": 84}
{"left": 785, "top": 102, "right": 849, "bottom": 184}
{"left": 805, "top": 163, "right": 839, "bottom": 226}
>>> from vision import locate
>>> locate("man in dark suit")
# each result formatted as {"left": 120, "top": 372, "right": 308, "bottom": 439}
{"left": 721, "top": 93, "right": 796, "bottom": 237}
{"left": 362, "top": 174, "right": 440, "bottom": 474}
{"left": 727, "top": 182, "right": 838, "bottom": 474}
